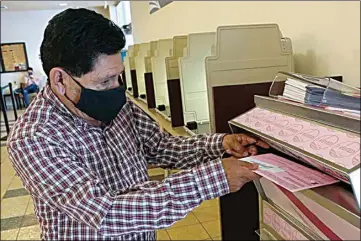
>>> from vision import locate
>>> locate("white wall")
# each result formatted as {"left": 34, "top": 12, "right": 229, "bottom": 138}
{"left": 116, "top": 1, "right": 134, "bottom": 49}
{"left": 0, "top": 7, "right": 110, "bottom": 87}
{"left": 130, "top": 1, "right": 360, "bottom": 87}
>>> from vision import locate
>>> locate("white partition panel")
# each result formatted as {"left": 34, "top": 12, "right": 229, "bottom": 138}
{"left": 178, "top": 32, "right": 216, "bottom": 125}
{"left": 151, "top": 39, "right": 173, "bottom": 107}
{"left": 145, "top": 41, "right": 158, "bottom": 73}
{"left": 205, "top": 24, "right": 294, "bottom": 132}
{"left": 135, "top": 43, "right": 150, "bottom": 97}
{"left": 124, "top": 45, "right": 133, "bottom": 91}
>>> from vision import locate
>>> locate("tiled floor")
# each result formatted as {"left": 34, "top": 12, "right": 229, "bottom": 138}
{"left": 1, "top": 135, "right": 222, "bottom": 240}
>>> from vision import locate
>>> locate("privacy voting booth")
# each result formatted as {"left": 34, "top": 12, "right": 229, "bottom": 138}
{"left": 135, "top": 43, "right": 151, "bottom": 101}
{"left": 178, "top": 32, "right": 216, "bottom": 135}
{"left": 203, "top": 24, "right": 294, "bottom": 240}
{"left": 124, "top": 44, "right": 139, "bottom": 97}
{"left": 151, "top": 39, "right": 173, "bottom": 118}
{"left": 144, "top": 41, "right": 158, "bottom": 108}
{"left": 165, "top": 36, "right": 188, "bottom": 127}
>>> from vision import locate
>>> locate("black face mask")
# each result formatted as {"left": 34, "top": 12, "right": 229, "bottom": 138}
{"left": 65, "top": 74, "right": 126, "bottom": 123}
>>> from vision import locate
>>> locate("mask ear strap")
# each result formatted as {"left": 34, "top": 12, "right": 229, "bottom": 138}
{"left": 61, "top": 71, "right": 83, "bottom": 106}
{"left": 63, "top": 70, "right": 86, "bottom": 89}
{"left": 64, "top": 92, "right": 78, "bottom": 106}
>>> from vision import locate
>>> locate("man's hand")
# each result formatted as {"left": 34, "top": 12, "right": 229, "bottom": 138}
{"left": 223, "top": 134, "right": 269, "bottom": 158}
{"left": 222, "top": 157, "right": 260, "bottom": 193}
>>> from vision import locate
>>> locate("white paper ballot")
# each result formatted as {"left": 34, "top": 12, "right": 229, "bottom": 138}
{"left": 241, "top": 156, "right": 284, "bottom": 173}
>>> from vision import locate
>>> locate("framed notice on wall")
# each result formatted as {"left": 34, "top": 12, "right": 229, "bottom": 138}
{"left": 0, "top": 42, "right": 29, "bottom": 73}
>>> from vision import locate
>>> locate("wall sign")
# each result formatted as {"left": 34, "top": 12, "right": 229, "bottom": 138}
{"left": 0, "top": 42, "right": 29, "bottom": 73}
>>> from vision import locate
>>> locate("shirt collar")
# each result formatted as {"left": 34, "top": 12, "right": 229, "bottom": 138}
{"left": 42, "top": 84, "right": 112, "bottom": 131}
{"left": 42, "top": 84, "right": 84, "bottom": 127}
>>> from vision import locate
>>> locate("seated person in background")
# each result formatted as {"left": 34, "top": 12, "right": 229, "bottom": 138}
{"left": 15, "top": 67, "right": 40, "bottom": 107}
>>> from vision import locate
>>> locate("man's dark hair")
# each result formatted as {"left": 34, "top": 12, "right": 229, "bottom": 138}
{"left": 27, "top": 67, "right": 33, "bottom": 71}
{"left": 40, "top": 8, "right": 126, "bottom": 78}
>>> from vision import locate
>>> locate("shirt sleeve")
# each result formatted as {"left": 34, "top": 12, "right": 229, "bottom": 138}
{"left": 130, "top": 102, "right": 226, "bottom": 169}
{"left": 7, "top": 136, "right": 229, "bottom": 237}
{"left": 33, "top": 77, "right": 40, "bottom": 86}
{"left": 23, "top": 76, "right": 28, "bottom": 84}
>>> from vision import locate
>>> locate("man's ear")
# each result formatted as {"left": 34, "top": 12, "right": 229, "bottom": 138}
{"left": 49, "top": 68, "right": 68, "bottom": 95}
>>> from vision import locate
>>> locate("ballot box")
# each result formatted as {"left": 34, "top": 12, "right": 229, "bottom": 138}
{"left": 177, "top": 32, "right": 216, "bottom": 135}
{"left": 228, "top": 92, "right": 360, "bottom": 240}
{"left": 124, "top": 44, "right": 140, "bottom": 97}
{"left": 204, "top": 24, "right": 294, "bottom": 240}
{"left": 151, "top": 39, "right": 173, "bottom": 118}
{"left": 144, "top": 41, "right": 158, "bottom": 108}
{"left": 135, "top": 43, "right": 151, "bottom": 102}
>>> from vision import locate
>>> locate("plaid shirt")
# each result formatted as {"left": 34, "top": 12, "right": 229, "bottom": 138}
{"left": 7, "top": 85, "right": 230, "bottom": 240}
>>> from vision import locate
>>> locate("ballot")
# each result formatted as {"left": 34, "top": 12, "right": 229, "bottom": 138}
{"left": 241, "top": 154, "right": 339, "bottom": 192}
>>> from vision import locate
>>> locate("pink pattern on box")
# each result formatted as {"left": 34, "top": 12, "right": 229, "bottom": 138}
{"left": 263, "top": 204, "right": 308, "bottom": 240}
{"left": 234, "top": 108, "right": 360, "bottom": 169}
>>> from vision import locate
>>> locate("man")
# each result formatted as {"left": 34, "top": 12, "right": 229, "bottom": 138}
{"left": 15, "top": 67, "right": 40, "bottom": 107}
{"left": 7, "top": 9, "right": 268, "bottom": 240}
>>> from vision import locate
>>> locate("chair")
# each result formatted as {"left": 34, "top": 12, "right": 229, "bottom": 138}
{"left": 2, "top": 82, "right": 22, "bottom": 110}
{"left": 1, "top": 83, "right": 18, "bottom": 143}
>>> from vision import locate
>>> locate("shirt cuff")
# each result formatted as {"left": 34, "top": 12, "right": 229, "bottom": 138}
{"left": 205, "top": 134, "right": 226, "bottom": 158}
{"left": 193, "top": 159, "right": 230, "bottom": 201}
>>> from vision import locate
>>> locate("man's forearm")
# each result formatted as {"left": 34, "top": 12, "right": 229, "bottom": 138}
{"left": 99, "top": 160, "right": 229, "bottom": 236}
{"left": 145, "top": 133, "right": 226, "bottom": 169}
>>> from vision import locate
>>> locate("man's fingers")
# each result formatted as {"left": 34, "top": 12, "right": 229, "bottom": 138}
{"left": 255, "top": 140, "right": 270, "bottom": 149}
{"left": 232, "top": 139, "right": 243, "bottom": 152}
{"left": 247, "top": 145, "right": 258, "bottom": 156}
{"left": 236, "top": 134, "right": 256, "bottom": 146}
{"left": 238, "top": 160, "right": 258, "bottom": 170}
{"left": 241, "top": 168, "right": 261, "bottom": 181}
{"left": 247, "top": 171, "right": 261, "bottom": 181}
{"left": 226, "top": 147, "right": 247, "bottom": 158}
{"left": 226, "top": 149, "right": 246, "bottom": 158}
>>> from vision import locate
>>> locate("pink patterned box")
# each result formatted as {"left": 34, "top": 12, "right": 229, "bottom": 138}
{"left": 263, "top": 202, "right": 308, "bottom": 240}
{"left": 233, "top": 108, "right": 360, "bottom": 170}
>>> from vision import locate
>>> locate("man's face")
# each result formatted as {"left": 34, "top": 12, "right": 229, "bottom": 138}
{"left": 50, "top": 53, "right": 125, "bottom": 125}
{"left": 28, "top": 70, "right": 33, "bottom": 76}
{"left": 68, "top": 53, "right": 124, "bottom": 92}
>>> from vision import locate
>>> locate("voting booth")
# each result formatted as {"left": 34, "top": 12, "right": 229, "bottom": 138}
{"left": 144, "top": 41, "right": 158, "bottom": 108}
{"left": 124, "top": 44, "right": 139, "bottom": 97}
{"left": 203, "top": 24, "right": 294, "bottom": 240}
{"left": 205, "top": 24, "right": 294, "bottom": 134}
{"left": 151, "top": 39, "right": 173, "bottom": 118}
{"left": 165, "top": 36, "right": 188, "bottom": 127}
{"left": 135, "top": 43, "right": 151, "bottom": 101}
{"left": 229, "top": 92, "right": 360, "bottom": 240}
{"left": 178, "top": 32, "right": 216, "bottom": 135}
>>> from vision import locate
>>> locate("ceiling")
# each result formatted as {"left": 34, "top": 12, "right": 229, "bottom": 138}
{"left": 1, "top": 1, "right": 118, "bottom": 11}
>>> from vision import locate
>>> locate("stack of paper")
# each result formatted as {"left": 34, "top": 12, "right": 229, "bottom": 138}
{"left": 282, "top": 78, "right": 309, "bottom": 103}
{"left": 282, "top": 78, "right": 360, "bottom": 114}
{"left": 306, "top": 86, "right": 360, "bottom": 111}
